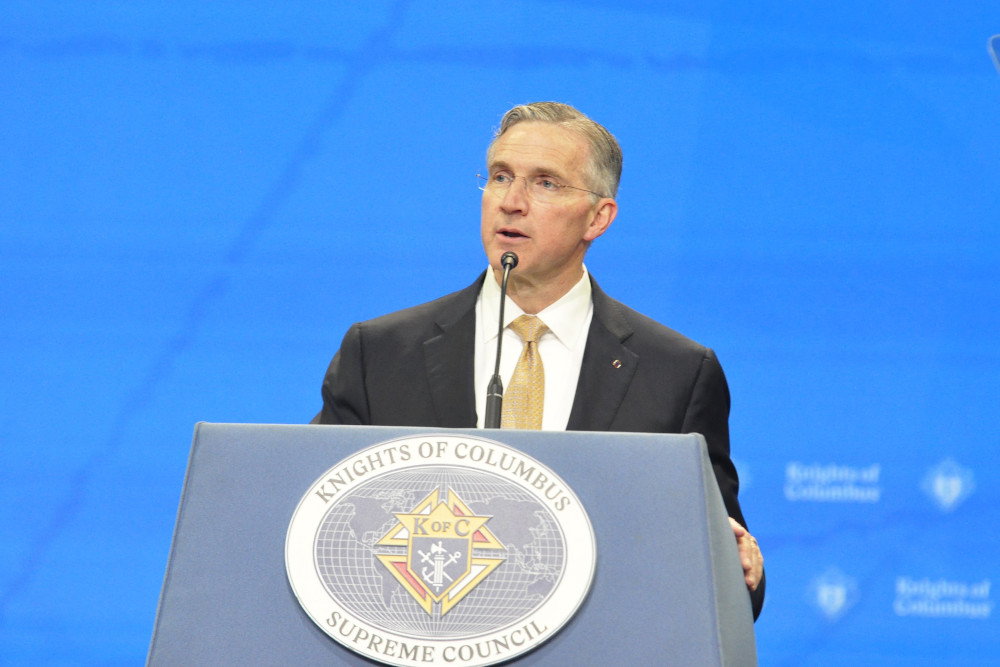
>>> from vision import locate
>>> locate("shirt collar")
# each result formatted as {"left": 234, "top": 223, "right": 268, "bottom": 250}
{"left": 480, "top": 266, "right": 593, "bottom": 349}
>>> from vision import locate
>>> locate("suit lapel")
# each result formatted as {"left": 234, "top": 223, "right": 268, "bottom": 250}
{"left": 566, "top": 279, "right": 638, "bottom": 431}
{"left": 422, "top": 276, "right": 483, "bottom": 428}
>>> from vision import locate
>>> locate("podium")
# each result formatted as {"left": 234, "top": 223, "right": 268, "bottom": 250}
{"left": 148, "top": 424, "right": 757, "bottom": 665}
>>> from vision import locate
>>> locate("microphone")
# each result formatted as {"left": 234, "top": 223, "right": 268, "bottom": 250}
{"left": 484, "top": 252, "right": 518, "bottom": 428}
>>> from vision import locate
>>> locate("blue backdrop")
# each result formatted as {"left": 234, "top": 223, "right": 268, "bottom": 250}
{"left": 2, "top": 2, "right": 999, "bottom": 664}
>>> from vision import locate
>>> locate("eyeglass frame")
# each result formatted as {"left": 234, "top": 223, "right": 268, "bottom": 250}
{"left": 477, "top": 171, "right": 609, "bottom": 202}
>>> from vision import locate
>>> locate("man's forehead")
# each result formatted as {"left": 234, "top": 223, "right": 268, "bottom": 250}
{"left": 487, "top": 122, "right": 589, "bottom": 172}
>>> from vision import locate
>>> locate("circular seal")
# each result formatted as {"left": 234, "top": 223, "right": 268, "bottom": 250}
{"left": 286, "top": 433, "right": 596, "bottom": 666}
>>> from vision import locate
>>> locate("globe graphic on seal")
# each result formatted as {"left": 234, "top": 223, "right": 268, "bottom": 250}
{"left": 313, "top": 466, "right": 566, "bottom": 638}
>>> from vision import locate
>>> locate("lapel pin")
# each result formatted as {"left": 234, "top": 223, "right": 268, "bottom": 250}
{"left": 612, "top": 359, "right": 622, "bottom": 369}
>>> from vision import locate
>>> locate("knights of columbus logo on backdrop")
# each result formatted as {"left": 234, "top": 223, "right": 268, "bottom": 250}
{"left": 376, "top": 489, "right": 506, "bottom": 615}
{"left": 921, "top": 458, "right": 975, "bottom": 512}
{"left": 809, "top": 568, "right": 859, "bottom": 621}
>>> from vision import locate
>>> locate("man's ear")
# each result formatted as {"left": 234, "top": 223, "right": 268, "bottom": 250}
{"left": 584, "top": 198, "right": 617, "bottom": 242}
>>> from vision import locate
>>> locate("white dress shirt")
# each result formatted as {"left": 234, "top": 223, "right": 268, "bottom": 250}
{"left": 474, "top": 267, "right": 594, "bottom": 430}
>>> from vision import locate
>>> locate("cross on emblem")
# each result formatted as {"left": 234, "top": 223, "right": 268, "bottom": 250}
{"left": 375, "top": 489, "right": 507, "bottom": 615}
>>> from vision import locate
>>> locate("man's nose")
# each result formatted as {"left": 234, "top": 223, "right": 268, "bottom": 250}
{"left": 499, "top": 176, "right": 530, "bottom": 211}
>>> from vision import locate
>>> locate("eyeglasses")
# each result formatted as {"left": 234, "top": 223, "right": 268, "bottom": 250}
{"left": 477, "top": 171, "right": 606, "bottom": 204}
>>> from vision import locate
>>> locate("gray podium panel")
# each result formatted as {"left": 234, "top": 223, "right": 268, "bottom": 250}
{"left": 148, "top": 424, "right": 756, "bottom": 665}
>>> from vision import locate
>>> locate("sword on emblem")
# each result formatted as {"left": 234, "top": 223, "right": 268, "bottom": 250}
{"left": 419, "top": 542, "right": 462, "bottom": 591}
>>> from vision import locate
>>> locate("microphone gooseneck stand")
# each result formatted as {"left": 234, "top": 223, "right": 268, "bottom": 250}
{"left": 483, "top": 251, "right": 518, "bottom": 428}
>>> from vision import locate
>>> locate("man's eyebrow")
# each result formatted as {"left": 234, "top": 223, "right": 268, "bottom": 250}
{"left": 487, "top": 160, "right": 566, "bottom": 178}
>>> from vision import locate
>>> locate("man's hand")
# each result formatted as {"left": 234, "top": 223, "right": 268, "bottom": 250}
{"left": 729, "top": 517, "right": 763, "bottom": 591}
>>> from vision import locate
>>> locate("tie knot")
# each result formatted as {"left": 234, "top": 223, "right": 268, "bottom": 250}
{"left": 508, "top": 315, "right": 548, "bottom": 343}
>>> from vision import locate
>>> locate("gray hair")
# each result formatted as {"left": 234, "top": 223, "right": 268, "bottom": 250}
{"left": 487, "top": 102, "right": 622, "bottom": 199}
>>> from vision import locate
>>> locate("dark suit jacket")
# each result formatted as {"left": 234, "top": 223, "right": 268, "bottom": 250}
{"left": 313, "top": 272, "right": 764, "bottom": 618}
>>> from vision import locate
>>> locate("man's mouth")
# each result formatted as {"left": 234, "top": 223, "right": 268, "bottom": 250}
{"left": 499, "top": 229, "right": 527, "bottom": 238}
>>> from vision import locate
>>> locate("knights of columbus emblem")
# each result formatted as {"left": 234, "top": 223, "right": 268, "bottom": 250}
{"left": 375, "top": 489, "right": 506, "bottom": 615}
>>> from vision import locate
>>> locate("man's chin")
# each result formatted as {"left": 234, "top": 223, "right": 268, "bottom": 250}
{"left": 485, "top": 244, "right": 528, "bottom": 268}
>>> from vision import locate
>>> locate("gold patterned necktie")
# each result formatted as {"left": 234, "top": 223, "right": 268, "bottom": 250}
{"left": 501, "top": 315, "right": 549, "bottom": 430}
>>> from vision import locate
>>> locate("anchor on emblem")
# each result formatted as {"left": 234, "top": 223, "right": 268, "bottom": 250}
{"left": 418, "top": 541, "right": 462, "bottom": 591}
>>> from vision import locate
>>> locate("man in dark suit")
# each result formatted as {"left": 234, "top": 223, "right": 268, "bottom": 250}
{"left": 312, "top": 102, "right": 764, "bottom": 619}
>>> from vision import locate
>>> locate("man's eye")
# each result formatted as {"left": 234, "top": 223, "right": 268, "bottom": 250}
{"left": 492, "top": 173, "right": 512, "bottom": 184}
{"left": 537, "top": 178, "right": 559, "bottom": 190}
